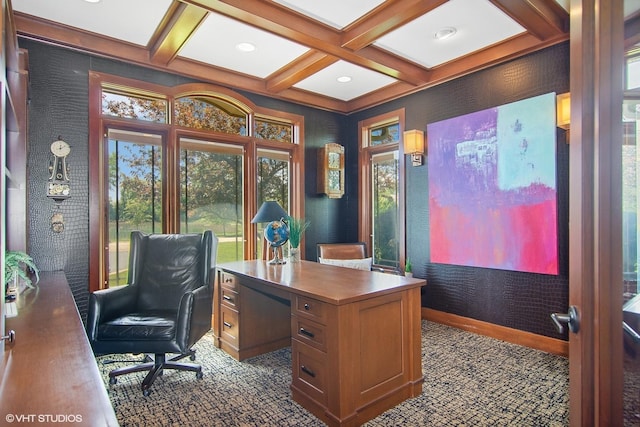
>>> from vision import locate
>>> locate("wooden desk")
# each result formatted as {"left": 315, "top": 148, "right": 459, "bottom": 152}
{"left": 0, "top": 271, "right": 119, "bottom": 426}
{"left": 214, "top": 260, "right": 425, "bottom": 427}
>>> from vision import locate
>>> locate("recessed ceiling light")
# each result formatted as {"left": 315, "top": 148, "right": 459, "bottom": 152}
{"left": 236, "top": 42, "right": 256, "bottom": 52}
{"left": 337, "top": 76, "right": 352, "bottom": 83}
{"left": 434, "top": 27, "right": 457, "bottom": 40}
{"left": 84, "top": 0, "right": 101, "bottom": 3}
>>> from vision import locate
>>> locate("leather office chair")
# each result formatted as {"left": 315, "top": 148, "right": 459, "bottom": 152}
{"left": 86, "top": 230, "right": 218, "bottom": 396}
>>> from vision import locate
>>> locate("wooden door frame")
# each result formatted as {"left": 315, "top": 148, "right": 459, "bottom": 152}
{"left": 569, "top": 0, "right": 624, "bottom": 425}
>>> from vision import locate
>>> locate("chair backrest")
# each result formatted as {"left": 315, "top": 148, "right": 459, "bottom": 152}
{"left": 128, "top": 231, "right": 215, "bottom": 312}
{"left": 317, "top": 243, "right": 372, "bottom": 271}
{"left": 317, "top": 242, "right": 366, "bottom": 261}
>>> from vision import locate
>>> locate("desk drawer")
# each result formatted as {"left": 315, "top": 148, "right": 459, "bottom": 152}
{"left": 220, "top": 306, "right": 239, "bottom": 347}
{"left": 221, "top": 286, "right": 239, "bottom": 309}
{"left": 219, "top": 272, "right": 238, "bottom": 291}
{"left": 292, "top": 340, "right": 328, "bottom": 406}
{"left": 293, "top": 295, "right": 327, "bottom": 324}
{"left": 292, "top": 316, "right": 326, "bottom": 352}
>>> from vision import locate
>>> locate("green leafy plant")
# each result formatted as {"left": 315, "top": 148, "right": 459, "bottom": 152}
{"left": 5, "top": 251, "right": 40, "bottom": 288}
{"left": 287, "top": 216, "right": 310, "bottom": 249}
{"left": 405, "top": 258, "right": 412, "bottom": 273}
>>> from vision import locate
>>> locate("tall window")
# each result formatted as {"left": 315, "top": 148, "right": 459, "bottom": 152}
{"left": 358, "top": 109, "right": 406, "bottom": 272}
{"left": 623, "top": 47, "right": 640, "bottom": 420}
{"left": 89, "top": 73, "right": 303, "bottom": 291}
{"left": 372, "top": 151, "right": 400, "bottom": 268}
{"left": 107, "top": 129, "right": 163, "bottom": 287}
{"left": 180, "top": 138, "right": 244, "bottom": 263}
{"left": 256, "top": 148, "right": 291, "bottom": 259}
{"left": 623, "top": 49, "right": 640, "bottom": 295}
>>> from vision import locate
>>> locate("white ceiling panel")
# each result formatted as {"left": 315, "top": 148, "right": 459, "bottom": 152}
{"left": 294, "top": 60, "right": 397, "bottom": 101}
{"left": 375, "top": 0, "right": 525, "bottom": 68}
{"left": 179, "top": 13, "right": 310, "bottom": 79}
{"left": 12, "top": 0, "right": 173, "bottom": 46}
{"left": 272, "top": 0, "right": 385, "bottom": 29}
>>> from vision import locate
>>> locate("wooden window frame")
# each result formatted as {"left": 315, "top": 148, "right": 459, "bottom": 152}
{"left": 88, "top": 72, "right": 305, "bottom": 292}
{"left": 358, "top": 108, "right": 407, "bottom": 273}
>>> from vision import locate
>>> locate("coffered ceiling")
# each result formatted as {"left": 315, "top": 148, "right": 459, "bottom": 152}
{"left": 6, "top": 0, "right": 583, "bottom": 113}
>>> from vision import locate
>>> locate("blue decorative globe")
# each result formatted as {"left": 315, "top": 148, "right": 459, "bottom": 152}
{"left": 264, "top": 220, "right": 289, "bottom": 248}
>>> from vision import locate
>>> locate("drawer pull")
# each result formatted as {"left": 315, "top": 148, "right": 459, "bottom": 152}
{"left": 299, "top": 327, "right": 315, "bottom": 338}
{"left": 223, "top": 295, "right": 233, "bottom": 302}
{"left": 304, "top": 303, "right": 310, "bottom": 310}
{"left": 301, "top": 365, "right": 315, "bottom": 378}
{"left": 223, "top": 321, "right": 233, "bottom": 328}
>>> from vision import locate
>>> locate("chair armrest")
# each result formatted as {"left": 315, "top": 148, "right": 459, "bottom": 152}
{"left": 175, "top": 285, "right": 212, "bottom": 349}
{"left": 86, "top": 285, "right": 138, "bottom": 341}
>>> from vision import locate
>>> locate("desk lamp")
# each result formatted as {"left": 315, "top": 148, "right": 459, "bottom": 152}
{"left": 251, "top": 201, "right": 289, "bottom": 264}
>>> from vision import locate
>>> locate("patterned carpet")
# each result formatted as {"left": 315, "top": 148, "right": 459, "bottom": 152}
{"left": 96, "top": 321, "right": 569, "bottom": 426}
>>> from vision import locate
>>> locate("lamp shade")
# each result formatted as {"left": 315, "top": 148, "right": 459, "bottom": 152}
{"left": 403, "top": 129, "right": 425, "bottom": 154}
{"left": 251, "top": 201, "right": 287, "bottom": 223}
{"left": 556, "top": 92, "right": 570, "bottom": 130}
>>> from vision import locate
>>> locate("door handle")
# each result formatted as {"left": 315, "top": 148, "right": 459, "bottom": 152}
{"left": 1, "top": 330, "right": 16, "bottom": 346}
{"left": 551, "top": 305, "right": 580, "bottom": 334}
{"left": 623, "top": 321, "right": 640, "bottom": 343}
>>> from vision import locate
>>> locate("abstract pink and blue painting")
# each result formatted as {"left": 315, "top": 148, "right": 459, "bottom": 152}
{"left": 427, "top": 92, "right": 558, "bottom": 274}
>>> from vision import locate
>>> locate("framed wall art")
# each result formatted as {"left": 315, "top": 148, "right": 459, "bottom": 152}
{"left": 427, "top": 92, "right": 558, "bottom": 275}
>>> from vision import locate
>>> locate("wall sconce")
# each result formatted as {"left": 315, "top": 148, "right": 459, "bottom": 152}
{"left": 556, "top": 92, "right": 570, "bottom": 143}
{"left": 403, "top": 129, "right": 425, "bottom": 167}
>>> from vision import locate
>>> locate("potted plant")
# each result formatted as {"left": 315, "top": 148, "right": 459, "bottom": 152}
{"left": 404, "top": 258, "right": 413, "bottom": 278}
{"left": 5, "top": 250, "right": 40, "bottom": 297}
{"left": 287, "top": 216, "right": 310, "bottom": 262}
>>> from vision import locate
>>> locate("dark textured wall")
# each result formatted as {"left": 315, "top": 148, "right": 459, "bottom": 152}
{"left": 19, "top": 39, "right": 351, "bottom": 320}
{"left": 20, "top": 37, "right": 569, "bottom": 340}
{"left": 347, "top": 42, "right": 570, "bottom": 340}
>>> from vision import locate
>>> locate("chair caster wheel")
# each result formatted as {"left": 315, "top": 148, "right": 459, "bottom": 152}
{"left": 190, "top": 354, "right": 196, "bottom": 361}
{"left": 196, "top": 371, "right": 203, "bottom": 380}
{"left": 109, "top": 377, "right": 117, "bottom": 385}
{"left": 143, "top": 389, "right": 152, "bottom": 397}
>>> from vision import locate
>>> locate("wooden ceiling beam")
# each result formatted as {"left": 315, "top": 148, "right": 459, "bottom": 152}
{"left": 341, "top": 0, "right": 448, "bottom": 50}
{"left": 13, "top": 2, "right": 571, "bottom": 114}
{"left": 159, "top": 55, "right": 351, "bottom": 112}
{"left": 13, "top": 12, "right": 350, "bottom": 113}
{"left": 148, "top": 2, "right": 209, "bottom": 66}
{"left": 266, "top": 51, "right": 339, "bottom": 93}
{"left": 183, "top": 0, "right": 430, "bottom": 85}
{"left": 347, "top": 31, "right": 569, "bottom": 113}
{"left": 489, "top": 0, "right": 569, "bottom": 40}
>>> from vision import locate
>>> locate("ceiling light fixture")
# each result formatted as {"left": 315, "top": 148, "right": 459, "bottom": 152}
{"left": 236, "top": 42, "right": 256, "bottom": 52}
{"left": 434, "top": 27, "right": 457, "bottom": 40}
{"left": 337, "top": 76, "right": 352, "bottom": 83}
{"left": 84, "top": 0, "right": 101, "bottom": 3}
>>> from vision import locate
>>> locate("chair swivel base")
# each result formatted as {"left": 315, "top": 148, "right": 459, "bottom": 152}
{"left": 108, "top": 350, "right": 202, "bottom": 396}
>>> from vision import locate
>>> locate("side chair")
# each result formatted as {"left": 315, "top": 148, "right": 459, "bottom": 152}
{"left": 317, "top": 242, "right": 372, "bottom": 271}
